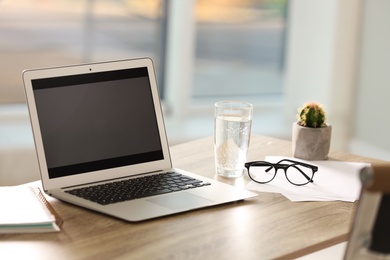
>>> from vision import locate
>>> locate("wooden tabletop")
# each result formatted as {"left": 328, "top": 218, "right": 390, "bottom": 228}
{"left": 1, "top": 135, "right": 386, "bottom": 260}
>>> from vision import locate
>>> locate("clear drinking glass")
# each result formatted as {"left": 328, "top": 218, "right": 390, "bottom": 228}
{"left": 214, "top": 101, "right": 253, "bottom": 178}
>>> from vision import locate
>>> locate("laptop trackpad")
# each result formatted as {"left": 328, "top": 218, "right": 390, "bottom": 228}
{"left": 147, "top": 192, "right": 214, "bottom": 211}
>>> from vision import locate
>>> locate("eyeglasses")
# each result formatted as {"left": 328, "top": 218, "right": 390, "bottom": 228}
{"left": 245, "top": 159, "right": 318, "bottom": 186}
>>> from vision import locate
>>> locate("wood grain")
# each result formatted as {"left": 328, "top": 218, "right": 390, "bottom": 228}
{"left": 1, "top": 135, "right": 387, "bottom": 260}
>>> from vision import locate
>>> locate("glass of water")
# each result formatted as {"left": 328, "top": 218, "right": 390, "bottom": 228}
{"left": 214, "top": 101, "right": 253, "bottom": 178}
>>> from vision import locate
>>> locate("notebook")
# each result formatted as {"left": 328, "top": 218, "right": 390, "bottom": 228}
{"left": 23, "top": 57, "right": 257, "bottom": 222}
{"left": 0, "top": 186, "right": 62, "bottom": 233}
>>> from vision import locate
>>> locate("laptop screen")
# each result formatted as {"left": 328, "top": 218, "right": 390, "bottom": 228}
{"left": 31, "top": 67, "right": 163, "bottom": 179}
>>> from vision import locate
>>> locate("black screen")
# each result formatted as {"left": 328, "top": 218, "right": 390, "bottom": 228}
{"left": 32, "top": 67, "right": 163, "bottom": 178}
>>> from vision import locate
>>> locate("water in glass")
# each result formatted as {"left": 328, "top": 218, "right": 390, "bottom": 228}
{"left": 215, "top": 114, "right": 252, "bottom": 178}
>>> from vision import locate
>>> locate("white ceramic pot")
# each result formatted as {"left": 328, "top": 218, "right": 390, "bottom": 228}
{"left": 292, "top": 122, "right": 332, "bottom": 160}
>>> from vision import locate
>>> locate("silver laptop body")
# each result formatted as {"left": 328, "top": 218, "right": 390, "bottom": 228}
{"left": 23, "top": 57, "right": 257, "bottom": 222}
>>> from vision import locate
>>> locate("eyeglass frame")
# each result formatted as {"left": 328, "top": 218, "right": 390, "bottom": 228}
{"left": 244, "top": 159, "right": 318, "bottom": 186}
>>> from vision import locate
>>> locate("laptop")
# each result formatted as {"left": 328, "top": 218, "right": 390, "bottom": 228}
{"left": 23, "top": 57, "right": 257, "bottom": 222}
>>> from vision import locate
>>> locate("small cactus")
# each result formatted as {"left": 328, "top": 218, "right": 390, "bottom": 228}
{"left": 297, "top": 102, "right": 327, "bottom": 128}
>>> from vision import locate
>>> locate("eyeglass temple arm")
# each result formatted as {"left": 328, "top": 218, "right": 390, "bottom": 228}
{"left": 289, "top": 165, "right": 314, "bottom": 183}
{"left": 275, "top": 159, "right": 318, "bottom": 172}
{"left": 245, "top": 162, "right": 272, "bottom": 171}
{"left": 245, "top": 162, "right": 275, "bottom": 173}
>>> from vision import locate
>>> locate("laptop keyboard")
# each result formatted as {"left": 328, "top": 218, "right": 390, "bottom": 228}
{"left": 65, "top": 172, "right": 211, "bottom": 205}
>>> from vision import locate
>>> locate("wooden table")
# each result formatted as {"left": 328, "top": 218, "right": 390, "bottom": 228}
{"left": 1, "top": 135, "right": 386, "bottom": 260}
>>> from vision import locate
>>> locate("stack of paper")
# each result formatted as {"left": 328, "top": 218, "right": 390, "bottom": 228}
{"left": 246, "top": 156, "right": 369, "bottom": 202}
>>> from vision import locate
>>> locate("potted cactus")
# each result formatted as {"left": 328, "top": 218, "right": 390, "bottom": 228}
{"left": 292, "top": 101, "right": 331, "bottom": 160}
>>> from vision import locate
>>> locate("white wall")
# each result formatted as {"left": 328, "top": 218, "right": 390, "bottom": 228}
{"left": 284, "top": 0, "right": 361, "bottom": 152}
{"left": 285, "top": 0, "right": 390, "bottom": 160}
{"left": 350, "top": 0, "right": 390, "bottom": 160}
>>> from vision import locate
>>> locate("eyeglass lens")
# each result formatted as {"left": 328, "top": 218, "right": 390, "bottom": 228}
{"left": 284, "top": 164, "right": 314, "bottom": 185}
{"left": 248, "top": 163, "right": 314, "bottom": 185}
{"left": 248, "top": 162, "right": 276, "bottom": 183}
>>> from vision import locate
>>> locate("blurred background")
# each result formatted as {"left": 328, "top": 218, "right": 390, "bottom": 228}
{"left": 1, "top": 0, "right": 389, "bottom": 185}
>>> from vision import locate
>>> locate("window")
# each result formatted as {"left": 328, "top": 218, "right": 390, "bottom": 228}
{"left": 162, "top": 0, "right": 289, "bottom": 142}
{"left": 1, "top": 0, "right": 289, "bottom": 143}
{"left": 193, "top": 0, "right": 288, "bottom": 101}
{"left": 0, "top": 0, "right": 163, "bottom": 104}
